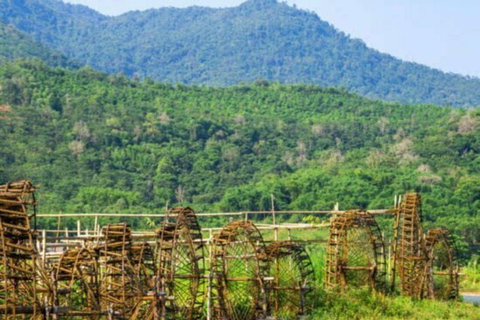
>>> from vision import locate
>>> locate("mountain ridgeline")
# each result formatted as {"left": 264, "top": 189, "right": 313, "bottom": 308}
{"left": 0, "top": 0, "right": 480, "bottom": 107}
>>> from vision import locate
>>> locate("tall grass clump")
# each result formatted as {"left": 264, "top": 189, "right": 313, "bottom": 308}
{"left": 310, "top": 288, "right": 480, "bottom": 319}
{"left": 462, "top": 255, "right": 480, "bottom": 293}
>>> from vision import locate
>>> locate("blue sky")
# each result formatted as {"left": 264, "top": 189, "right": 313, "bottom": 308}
{"left": 64, "top": 0, "right": 480, "bottom": 77}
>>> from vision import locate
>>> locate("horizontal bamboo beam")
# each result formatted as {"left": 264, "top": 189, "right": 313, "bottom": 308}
{"left": 35, "top": 209, "right": 398, "bottom": 219}
{"left": 37, "top": 223, "right": 331, "bottom": 239}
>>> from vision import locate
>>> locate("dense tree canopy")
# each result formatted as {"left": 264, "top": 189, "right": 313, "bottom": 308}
{"left": 1, "top": 0, "right": 480, "bottom": 106}
{"left": 0, "top": 60, "right": 479, "bottom": 256}
{"left": 0, "top": 22, "right": 76, "bottom": 68}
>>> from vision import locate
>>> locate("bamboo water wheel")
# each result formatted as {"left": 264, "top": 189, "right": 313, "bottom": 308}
{"left": 266, "top": 241, "right": 314, "bottom": 320}
{"left": 212, "top": 220, "right": 268, "bottom": 320}
{"left": 325, "top": 210, "right": 386, "bottom": 291}
{"left": 155, "top": 207, "right": 205, "bottom": 320}
{"left": 0, "top": 180, "right": 50, "bottom": 319}
{"left": 97, "top": 223, "right": 146, "bottom": 319}
{"left": 422, "top": 228, "right": 459, "bottom": 300}
{"left": 54, "top": 248, "right": 101, "bottom": 319}
{"left": 393, "top": 193, "right": 425, "bottom": 297}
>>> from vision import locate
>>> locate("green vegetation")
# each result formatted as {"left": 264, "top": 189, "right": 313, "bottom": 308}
{"left": 311, "top": 288, "right": 480, "bottom": 319}
{"left": 1, "top": 0, "right": 480, "bottom": 106}
{"left": 0, "top": 22, "right": 75, "bottom": 68}
{"left": 1, "top": 60, "right": 479, "bottom": 261}
{"left": 463, "top": 256, "right": 480, "bottom": 293}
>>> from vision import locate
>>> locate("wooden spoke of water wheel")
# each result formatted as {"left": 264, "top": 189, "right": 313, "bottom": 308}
{"left": 422, "top": 228, "right": 460, "bottom": 300}
{"left": 53, "top": 248, "right": 102, "bottom": 319}
{"left": 155, "top": 207, "right": 205, "bottom": 320}
{"left": 211, "top": 220, "right": 268, "bottom": 320}
{"left": 393, "top": 193, "right": 426, "bottom": 297}
{"left": 325, "top": 210, "right": 386, "bottom": 292}
{"left": 0, "top": 180, "right": 49, "bottom": 319}
{"left": 266, "top": 241, "right": 315, "bottom": 320}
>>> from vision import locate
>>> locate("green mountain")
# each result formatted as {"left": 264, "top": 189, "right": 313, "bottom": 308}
{"left": 0, "top": 22, "right": 75, "bottom": 67}
{"left": 0, "top": 60, "right": 479, "bottom": 255}
{"left": 1, "top": 0, "right": 480, "bottom": 107}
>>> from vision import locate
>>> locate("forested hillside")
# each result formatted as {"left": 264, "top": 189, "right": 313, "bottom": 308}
{"left": 0, "top": 60, "right": 479, "bottom": 256}
{"left": 0, "top": 22, "right": 75, "bottom": 67}
{"left": 1, "top": 0, "right": 480, "bottom": 107}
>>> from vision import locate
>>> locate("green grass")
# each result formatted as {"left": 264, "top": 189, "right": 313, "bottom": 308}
{"left": 310, "top": 288, "right": 480, "bottom": 320}
{"left": 462, "top": 256, "right": 480, "bottom": 293}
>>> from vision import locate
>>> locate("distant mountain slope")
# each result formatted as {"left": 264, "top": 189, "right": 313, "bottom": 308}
{"left": 0, "top": 22, "right": 75, "bottom": 67}
{"left": 1, "top": 0, "right": 480, "bottom": 106}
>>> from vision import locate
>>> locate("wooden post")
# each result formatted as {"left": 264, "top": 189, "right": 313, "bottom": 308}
{"left": 94, "top": 214, "right": 99, "bottom": 237}
{"left": 36, "top": 235, "right": 41, "bottom": 253}
{"left": 388, "top": 239, "right": 391, "bottom": 280}
{"left": 45, "top": 296, "right": 51, "bottom": 320}
{"left": 56, "top": 216, "right": 62, "bottom": 243}
{"left": 391, "top": 201, "right": 401, "bottom": 292}
{"left": 271, "top": 194, "right": 278, "bottom": 241}
{"left": 207, "top": 229, "right": 213, "bottom": 320}
{"left": 77, "top": 220, "right": 81, "bottom": 237}
{"left": 95, "top": 221, "right": 100, "bottom": 238}
{"left": 42, "top": 229, "right": 46, "bottom": 267}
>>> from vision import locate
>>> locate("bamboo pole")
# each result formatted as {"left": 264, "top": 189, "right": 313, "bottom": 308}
{"left": 55, "top": 216, "right": 62, "bottom": 243}
{"left": 39, "top": 223, "right": 331, "bottom": 237}
{"left": 42, "top": 229, "right": 46, "bottom": 266}
{"left": 271, "top": 194, "right": 278, "bottom": 241}
{"left": 94, "top": 214, "right": 98, "bottom": 237}
{"left": 207, "top": 228, "right": 213, "bottom": 320}
{"left": 35, "top": 209, "right": 398, "bottom": 219}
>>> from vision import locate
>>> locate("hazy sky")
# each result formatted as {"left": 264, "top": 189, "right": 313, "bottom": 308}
{"left": 64, "top": 0, "right": 480, "bottom": 77}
